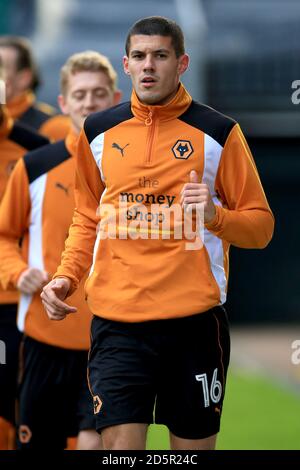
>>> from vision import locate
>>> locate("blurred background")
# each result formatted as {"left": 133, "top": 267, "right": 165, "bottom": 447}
{"left": 1, "top": 0, "right": 300, "bottom": 450}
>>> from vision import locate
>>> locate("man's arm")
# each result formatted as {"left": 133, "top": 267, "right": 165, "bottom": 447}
{"left": 53, "top": 127, "right": 105, "bottom": 293}
{"left": 206, "top": 124, "right": 274, "bottom": 248}
{"left": 181, "top": 124, "right": 274, "bottom": 248}
{"left": 42, "top": 126, "right": 104, "bottom": 320}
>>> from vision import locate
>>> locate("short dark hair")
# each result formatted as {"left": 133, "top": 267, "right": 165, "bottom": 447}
{"left": 0, "top": 36, "right": 41, "bottom": 91}
{"left": 125, "top": 16, "right": 185, "bottom": 58}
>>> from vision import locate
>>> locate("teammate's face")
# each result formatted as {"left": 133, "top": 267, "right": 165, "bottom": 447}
{"left": 0, "top": 46, "right": 31, "bottom": 102}
{"left": 123, "top": 35, "right": 189, "bottom": 106}
{"left": 58, "top": 70, "right": 121, "bottom": 134}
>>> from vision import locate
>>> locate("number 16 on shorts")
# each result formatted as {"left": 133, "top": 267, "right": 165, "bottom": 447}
{"left": 195, "top": 368, "right": 222, "bottom": 407}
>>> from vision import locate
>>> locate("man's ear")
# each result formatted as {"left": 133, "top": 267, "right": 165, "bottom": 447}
{"left": 178, "top": 54, "right": 189, "bottom": 76}
{"left": 123, "top": 56, "right": 130, "bottom": 75}
{"left": 113, "top": 89, "right": 122, "bottom": 105}
{"left": 57, "top": 94, "right": 68, "bottom": 115}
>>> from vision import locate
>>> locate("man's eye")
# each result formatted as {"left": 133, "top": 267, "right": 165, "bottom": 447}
{"left": 95, "top": 92, "right": 107, "bottom": 98}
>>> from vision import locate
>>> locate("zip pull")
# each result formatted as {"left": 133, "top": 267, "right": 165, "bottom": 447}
{"left": 145, "top": 111, "right": 153, "bottom": 126}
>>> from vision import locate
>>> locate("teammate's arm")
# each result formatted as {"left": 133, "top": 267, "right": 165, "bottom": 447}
{"left": 0, "top": 158, "right": 42, "bottom": 291}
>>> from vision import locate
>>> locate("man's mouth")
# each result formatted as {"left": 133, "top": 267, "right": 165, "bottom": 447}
{"left": 141, "top": 77, "right": 157, "bottom": 87}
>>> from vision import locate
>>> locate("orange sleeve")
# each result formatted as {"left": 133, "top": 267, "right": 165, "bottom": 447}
{"left": 205, "top": 124, "right": 274, "bottom": 248}
{"left": 0, "top": 158, "right": 30, "bottom": 288}
{"left": 54, "top": 128, "right": 104, "bottom": 294}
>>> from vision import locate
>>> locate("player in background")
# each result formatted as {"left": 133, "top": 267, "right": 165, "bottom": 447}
{"left": 0, "top": 50, "right": 121, "bottom": 449}
{"left": 0, "top": 58, "right": 49, "bottom": 449}
{"left": 0, "top": 35, "right": 70, "bottom": 141}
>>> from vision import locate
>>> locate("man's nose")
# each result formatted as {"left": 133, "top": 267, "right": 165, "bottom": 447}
{"left": 84, "top": 93, "right": 95, "bottom": 108}
{"left": 143, "top": 54, "right": 155, "bottom": 71}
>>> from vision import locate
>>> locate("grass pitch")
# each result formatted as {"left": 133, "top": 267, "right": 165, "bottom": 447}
{"left": 146, "top": 369, "right": 300, "bottom": 450}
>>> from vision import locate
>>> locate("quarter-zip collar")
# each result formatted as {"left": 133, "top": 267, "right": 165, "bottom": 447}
{"left": 0, "top": 107, "right": 14, "bottom": 142}
{"left": 6, "top": 91, "right": 35, "bottom": 120}
{"left": 131, "top": 82, "right": 192, "bottom": 124}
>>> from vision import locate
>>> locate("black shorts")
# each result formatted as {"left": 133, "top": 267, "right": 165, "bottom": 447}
{"left": 88, "top": 306, "right": 230, "bottom": 440}
{"left": 0, "top": 304, "right": 22, "bottom": 424}
{"left": 17, "top": 336, "right": 95, "bottom": 449}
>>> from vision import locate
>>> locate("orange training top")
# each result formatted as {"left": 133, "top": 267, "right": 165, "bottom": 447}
{"left": 55, "top": 83, "right": 274, "bottom": 323}
{"left": 0, "top": 131, "right": 91, "bottom": 349}
{"left": 0, "top": 109, "right": 48, "bottom": 304}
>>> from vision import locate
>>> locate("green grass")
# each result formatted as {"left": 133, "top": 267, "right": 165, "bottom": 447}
{"left": 146, "top": 369, "right": 300, "bottom": 450}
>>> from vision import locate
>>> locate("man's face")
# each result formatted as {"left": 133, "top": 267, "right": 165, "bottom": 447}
{"left": 123, "top": 35, "right": 189, "bottom": 106}
{"left": 58, "top": 70, "right": 121, "bottom": 133}
{"left": 0, "top": 46, "right": 30, "bottom": 102}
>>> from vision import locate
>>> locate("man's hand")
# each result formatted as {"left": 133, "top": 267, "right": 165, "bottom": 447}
{"left": 17, "top": 268, "right": 49, "bottom": 295}
{"left": 41, "top": 277, "right": 77, "bottom": 321}
{"left": 180, "top": 170, "right": 216, "bottom": 224}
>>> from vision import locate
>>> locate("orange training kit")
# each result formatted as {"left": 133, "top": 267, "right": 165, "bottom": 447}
{"left": 0, "top": 109, "right": 48, "bottom": 304}
{"left": 55, "top": 84, "right": 274, "bottom": 323}
{"left": 6, "top": 91, "right": 70, "bottom": 141}
{"left": 0, "top": 131, "right": 91, "bottom": 349}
